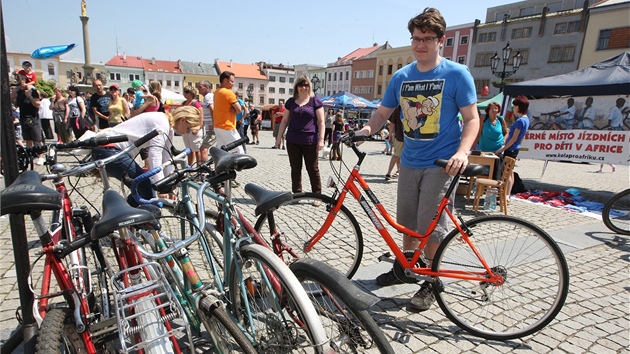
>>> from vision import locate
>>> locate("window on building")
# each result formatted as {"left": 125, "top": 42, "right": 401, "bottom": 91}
{"left": 360, "top": 87, "right": 365, "bottom": 94}
{"left": 166, "top": 80, "right": 171, "bottom": 86}
{"left": 377, "top": 85, "right": 382, "bottom": 95}
{"left": 47, "top": 63, "right": 54, "bottom": 75}
{"left": 345, "top": 71, "right": 349, "bottom": 80}
{"left": 474, "top": 52, "right": 494, "bottom": 67}
{"left": 279, "top": 88, "right": 285, "bottom": 94}
{"left": 238, "top": 83, "right": 243, "bottom": 89}
{"left": 361, "top": 71, "right": 366, "bottom": 79}
{"left": 495, "top": 11, "right": 509, "bottom": 21}
{"left": 378, "top": 65, "right": 383, "bottom": 75}
{"left": 446, "top": 37, "right": 454, "bottom": 46}
{"left": 333, "top": 72, "right": 337, "bottom": 81}
{"left": 269, "top": 76, "right": 276, "bottom": 82}
{"left": 188, "top": 82, "right": 192, "bottom": 87}
{"left": 596, "top": 29, "right": 611, "bottom": 50}
{"left": 209, "top": 83, "right": 213, "bottom": 89}
{"left": 289, "top": 77, "right": 294, "bottom": 83}
{"left": 368, "top": 70, "right": 374, "bottom": 78}
{"left": 554, "top": 23, "right": 567, "bottom": 34}
{"left": 289, "top": 89, "right": 293, "bottom": 95}
{"left": 519, "top": 49, "right": 530, "bottom": 65}
{"left": 269, "top": 87, "right": 275, "bottom": 93}
{"left": 279, "top": 76, "right": 286, "bottom": 83}
{"left": 548, "top": 45, "right": 576, "bottom": 63}
{"left": 354, "top": 72, "right": 359, "bottom": 79}
{"left": 129, "top": 74, "right": 134, "bottom": 81}
{"left": 259, "top": 97, "right": 264, "bottom": 105}
{"left": 328, "top": 73, "right": 332, "bottom": 81}
{"left": 519, "top": 6, "right": 534, "bottom": 17}
{"left": 259, "top": 84, "right": 264, "bottom": 90}
{"left": 109, "top": 72, "right": 121, "bottom": 81}
{"left": 478, "top": 33, "right": 488, "bottom": 42}
{"left": 269, "top": 98, "right": 275, "bottom": 104}
{"left": 474, "top": 79, "right": 490, "bottom": 94}
{"left": 568, "top": 21, "right": 580, "bottom": 33}
{"left": 367, "top": 86, "right": 372, "bottom": 94}
{"left": 460, "top": 36, "right": 468, "bottom": 45}
{"left": 547, "top": 1, "right": 562, "bottom": 13}
{"left": 353, "top": 86, "right": 359, "bottom": 94}
{"left": 387, "top": 65, "right": 393, "bottom": 75}
{"left": 174, "top": 81, "right": 179, "bottom": 87}
{"left": 458, "top": 56, "right": 466, "bottom": 64}
{"left": 397, "top": 63, "right": 403, "bottom": 70}
{"left": 488, "top": 32, "right": 497, "bottom": 41}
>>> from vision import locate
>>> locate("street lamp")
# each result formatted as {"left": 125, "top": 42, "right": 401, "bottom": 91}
{"left": 490, "top": 42, "right": 522, "bottom": 93}
{"left": 310, "top": 74, "right": 321, "bottom": 93}
{"left": 246, "top": 84, "right": 254, "bottom": 104}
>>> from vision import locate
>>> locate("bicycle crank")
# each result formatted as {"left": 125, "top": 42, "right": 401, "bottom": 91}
{"left": 392, "top": 251, "right": 425, "bottom": 284}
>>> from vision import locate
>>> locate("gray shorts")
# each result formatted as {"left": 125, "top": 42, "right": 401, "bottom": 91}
{"left": 201, "top": 127, "right": 216, "bottom": 148}
{"left": 396, "top": 165, "right": 455, "bottom": 247}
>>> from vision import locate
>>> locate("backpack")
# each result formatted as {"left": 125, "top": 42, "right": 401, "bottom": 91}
{"left": 511, "top": 172, "right": 527, "bottom": 194}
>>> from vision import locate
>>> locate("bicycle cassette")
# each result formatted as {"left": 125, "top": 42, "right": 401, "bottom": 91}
{"left": 392, "top": 251, "right": 426, "bottom": 284}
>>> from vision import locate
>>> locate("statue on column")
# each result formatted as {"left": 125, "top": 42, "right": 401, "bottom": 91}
{"left": 81, "top": 0, "right": 87, "bottom": 17}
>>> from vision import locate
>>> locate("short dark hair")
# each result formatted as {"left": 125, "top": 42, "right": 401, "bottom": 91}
{"left": 220, "top": 71, "right": 234, "bottom": 82}
{"left": 407, "top": 7, "right": 446, "bottom": 38}
{"left": 127, "top": 87, "right": 135, "bottom": 95}
{"left": 512, "top": 95, "right": 529, "bottom": 113}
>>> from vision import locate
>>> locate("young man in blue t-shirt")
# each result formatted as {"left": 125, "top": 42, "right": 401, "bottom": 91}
{"left": 355, "top": 7, "right": 480, "bottom": 311}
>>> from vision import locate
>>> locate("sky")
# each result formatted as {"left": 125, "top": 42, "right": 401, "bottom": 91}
{"left": 4, "top": 0, "right": 517, "bottom": 66}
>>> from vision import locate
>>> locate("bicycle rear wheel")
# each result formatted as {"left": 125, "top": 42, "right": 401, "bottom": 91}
{"left": 254, "top": 192, "right": 363, "bottom": 279}
{"left": 602, "top": 188, "right": 630, "bottom": 235}
{"left": 197, "top": 296, "right": 258, "bottom": 354}
{"left": 229, "top": 243, "right": 328, "bottom": 353}
{"left": 290, "top": 258, "right": 394, "bottom": 354}
{"left": 433, "top": 215, "right": 569, "bottom": 340}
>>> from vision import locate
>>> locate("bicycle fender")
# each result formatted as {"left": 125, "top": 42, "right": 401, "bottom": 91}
{"left": 290, "top": 258, "right": 380, "bottom": 311}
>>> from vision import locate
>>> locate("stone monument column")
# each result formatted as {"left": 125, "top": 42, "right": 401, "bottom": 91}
{"left": 80, "top": 0, "right": 94, "bottom": 84}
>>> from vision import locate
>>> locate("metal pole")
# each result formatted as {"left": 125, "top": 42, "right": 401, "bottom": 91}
{"left": 0, "top": 2, "right": 38, "bottom": 352}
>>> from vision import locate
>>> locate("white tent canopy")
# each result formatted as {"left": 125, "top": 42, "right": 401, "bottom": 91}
{"left": 161, "top": 88, "right": 185, "bottom": 104}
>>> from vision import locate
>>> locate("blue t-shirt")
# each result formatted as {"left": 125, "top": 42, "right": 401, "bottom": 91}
{"left": 236, "top": 98, "right": 245, "bottom": 122}
{"left": 134, "top": 90, "right": 145, "bottom": 110}
{"left": 478, "top": 115, "right": 505, "bottom": 152}
{"left": 505, "top": 116, "right": 530, "bottom": 152}
{"left": 381, "top": 59, "right": 477, "bottom": 169}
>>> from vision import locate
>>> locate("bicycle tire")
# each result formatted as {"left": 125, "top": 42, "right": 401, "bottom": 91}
{"left": 432, "top": 215, "right": 569, "bottom": 340}
{"left": 602, "top": 188, "right": 630, "bottom": 236}
{"left": 290, "top": 258, "right": 394, "bottom": 354}
{"left": 197, "top": 296, "right": 258, "bottom": 354}
{"left": 530, "top": 122, "right": 546, "bottom": 130}
{"left": 35, "top": 307, "right": 88, "bottom": 353}
{"left": 229, "top": 243, "right": 329, "bottom": 353}
{"left": 254, "top": 192, "right": 363, "bottom": 279}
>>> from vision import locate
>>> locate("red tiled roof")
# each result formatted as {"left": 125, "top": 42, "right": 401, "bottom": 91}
{"left": 337, "top": 44, "right": 382, "bottom": 62}
{"left": 105, "top": 55, "right": 144, "bottom": 68}
{"left": 142, "top": 58, "right": 182, "bottom": 73}
{"left": 216, "top": 60, "right": 267, "bottom": 80}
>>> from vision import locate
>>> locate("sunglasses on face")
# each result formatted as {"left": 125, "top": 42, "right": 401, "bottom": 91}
{"left": 298, "top": 83, "right": 310, "bottom": 87}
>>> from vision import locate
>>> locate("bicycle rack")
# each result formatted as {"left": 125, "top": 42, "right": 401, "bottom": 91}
{"left": 111, "top": 261, "right": 193, "bottom": 353}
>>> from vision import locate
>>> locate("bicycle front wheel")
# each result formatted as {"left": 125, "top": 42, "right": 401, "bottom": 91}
{"left": 602, "top": 188, "right": 630, "bottom": 235}
{"left": 229, "top": 243, "right": 328, "bottom": 353}
{"left": 197, "top": 296, "right": 258, "bottom": 354}
{"left": 35, "top": 308, "right": 88, "bottom": 353}
{"left": 254, "top": 192, "right": 363, "bottom": 279}
{"left": 433, "top": 215, "right": 569, "bottom": 340}
{"left": 290, "top": 258, "right": 394, "bottom": 354}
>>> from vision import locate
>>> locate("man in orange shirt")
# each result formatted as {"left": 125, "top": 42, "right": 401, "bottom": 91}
{"left": 213, "top": 71, "right": 244, "bottom": 154}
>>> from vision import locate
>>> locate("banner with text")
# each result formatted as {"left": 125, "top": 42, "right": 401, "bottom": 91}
{"left": 516, "top": 95, "right": 629, "bottom": 165}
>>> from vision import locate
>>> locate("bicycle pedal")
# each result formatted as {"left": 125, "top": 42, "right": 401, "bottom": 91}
{"left": 378, "top": 252, "right": 394, "bottom": 263}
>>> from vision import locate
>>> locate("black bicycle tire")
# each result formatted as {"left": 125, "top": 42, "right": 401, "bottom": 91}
{"left": 228, "top": 243, "right": 328, "bottom": 353}
{"left": 602, "top": 188, "right": 630, "bottom": 236}
{"left": 197, "top": 296, "right": 258, "bottom": 354}
{"left": 432, "top": 215, "right": 569, "bottom": 340}
{"left": 35, "top": 307, "right": 88, "bottom": 353}
{"left": 530, "top": 122, "right": 546, "bottom": 130}
{"left": 253, "top": 192, "right": 363, "bottom": 279}
{"left": 290, "top": 259, "right": 394, "bottom": 354}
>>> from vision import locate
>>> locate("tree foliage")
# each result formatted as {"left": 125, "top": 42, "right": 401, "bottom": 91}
{"left": 35, "top": 79, "right": 56, "bottom": 98}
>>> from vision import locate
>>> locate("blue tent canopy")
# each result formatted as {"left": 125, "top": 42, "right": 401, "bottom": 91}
{"left": 321, "top": 91, "right": 377, "bottom": 109}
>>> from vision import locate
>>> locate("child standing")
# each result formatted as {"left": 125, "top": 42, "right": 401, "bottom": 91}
{"left": 331, "top": 113, "right": 345, "bottom": 161}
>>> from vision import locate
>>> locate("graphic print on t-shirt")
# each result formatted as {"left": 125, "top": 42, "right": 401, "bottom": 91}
{"left": 400, "top": 79, "right": 444, "bottom": 140}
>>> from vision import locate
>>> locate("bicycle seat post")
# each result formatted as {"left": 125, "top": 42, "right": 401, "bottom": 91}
{"left": 95, "top": 159, "right": 112, "bottom": 191}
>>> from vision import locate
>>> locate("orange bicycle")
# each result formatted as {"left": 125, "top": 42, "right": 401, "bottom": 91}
{"left": 253, "top": 133, "right": 569, "bottom": 340}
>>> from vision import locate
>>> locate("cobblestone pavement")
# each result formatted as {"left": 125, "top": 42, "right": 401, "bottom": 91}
{"left": 1, "top": 130, "right": 628, "bottom": 353}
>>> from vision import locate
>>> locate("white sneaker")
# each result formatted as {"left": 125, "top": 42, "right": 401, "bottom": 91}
{"left": 35, "top": 157, "right": 45, "bottom": 166}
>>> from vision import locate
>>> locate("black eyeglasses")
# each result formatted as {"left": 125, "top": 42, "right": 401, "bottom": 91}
{"left": 410, "top": 36, "right": 439, "bottom": 44}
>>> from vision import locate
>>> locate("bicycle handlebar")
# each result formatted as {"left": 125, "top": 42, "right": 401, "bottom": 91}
{"left": 221, "top": 136, "right": 249, "bottom": 151}
{"left": 20, "top": 134, "right": 130, "bottom": 157}
{"left": 131, "top": 148, "right": 191, "bottom": 206}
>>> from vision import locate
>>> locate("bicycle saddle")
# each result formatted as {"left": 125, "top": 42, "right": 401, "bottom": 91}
{"left": 209, "top": 147, "right": 257, "bottom": 175}
{"left": 1, "top": 170, "right": 61, "bottom": 215}
{"left": 244, "top": 183, "right": 293, "bottom": 216}
{"left": 434, "top": 159, "right": 485, "bottom": 177}
{"left": 90, "top": 190, "right": 158, "bottom": 240}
